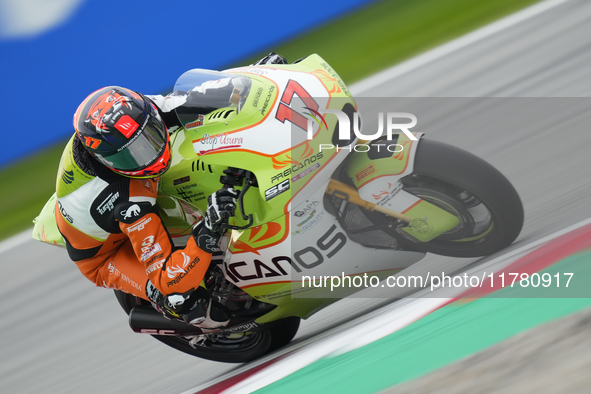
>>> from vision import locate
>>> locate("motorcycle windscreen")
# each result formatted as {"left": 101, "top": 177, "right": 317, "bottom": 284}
{"left": 172, "top": 69, "right": 252, "bottom": 129}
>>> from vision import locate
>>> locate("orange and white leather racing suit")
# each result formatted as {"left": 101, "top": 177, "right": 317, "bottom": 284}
{"left": 55, "top": 136, "right": 210, "bottom": 300}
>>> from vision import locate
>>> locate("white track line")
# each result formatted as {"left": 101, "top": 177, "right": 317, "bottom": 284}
{"left": 216, "top": 216, "right": 591, "bottom": 394}
{"left": 349, "top": 0, "right": 575, "bottom": 95}
{"left": 334, "top": 216, "right": 591, "bottom": 355}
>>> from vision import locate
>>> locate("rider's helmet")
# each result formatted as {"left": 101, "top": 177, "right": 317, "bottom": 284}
{"left": 73, "top": 86, "right": 171, "bottom": 178}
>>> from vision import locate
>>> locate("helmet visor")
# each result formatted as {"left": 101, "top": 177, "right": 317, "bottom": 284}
{"left": 94, "top": 110, "right": 168, "bottom": 172}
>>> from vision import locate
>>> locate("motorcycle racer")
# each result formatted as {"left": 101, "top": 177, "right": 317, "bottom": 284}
{"left": 55, "top": 53, "right": 288, "bottom": 328}
{"left": 29, "top": 50, "right": 526, "bottom": 362}
{"left": 56, "top": 86, "right": 238, "bottom": 327}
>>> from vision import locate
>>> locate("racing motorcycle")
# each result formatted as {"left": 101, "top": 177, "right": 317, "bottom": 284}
{"left": 33, "top": 54, "right": 524, "bottom": 363}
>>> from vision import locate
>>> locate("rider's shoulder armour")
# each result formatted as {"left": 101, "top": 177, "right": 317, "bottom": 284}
{"left": 56, "top": 135, "right": 131, "bottom": 240}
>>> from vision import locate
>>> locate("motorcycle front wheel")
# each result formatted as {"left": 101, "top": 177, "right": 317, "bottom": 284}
{"left": 114, "top": 290, "right": 300, "bottom": 363}
{"left": 398, "top": 138, "right": 524, "bottom": 257}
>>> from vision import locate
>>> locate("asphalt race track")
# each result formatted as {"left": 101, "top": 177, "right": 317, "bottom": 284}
{"left": 1, "top": 0, "right": 590, "bottom": 393}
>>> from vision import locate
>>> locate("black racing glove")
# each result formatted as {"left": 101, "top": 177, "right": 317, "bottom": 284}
{"left": 203, "top": 187, "right": 238, "bottom": 233}
{"left": 252, "top": 52, "right": 287, "bottom": 65}
{"left": 193, "top": 187, "right": 238, "bottom": 252}
{"left": 192, "top": 188, "right": 237, "bottom": 253}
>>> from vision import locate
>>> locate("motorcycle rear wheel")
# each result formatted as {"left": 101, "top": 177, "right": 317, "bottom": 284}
{"left": 398, "top": 139, "right": 524, "bottom": 257}
{"left": 114, "top": 290, "right": 300, "bottom": 363}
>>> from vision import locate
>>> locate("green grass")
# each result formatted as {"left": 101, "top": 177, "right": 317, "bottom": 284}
{"left": 0, "top": 0, "right": 541, "bottom": 241}
{"left": 0, "top": 139, "right": 67, "bottom": 240}
{"left": 235, "top": 0, "right": 541, "bottom": 84}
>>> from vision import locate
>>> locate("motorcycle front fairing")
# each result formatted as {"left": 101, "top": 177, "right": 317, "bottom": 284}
{"left": 156, "top": 55, "right": 427, "bottom": 323}
{"left": 158, "top": 56, "right": 358, "bottom": 229}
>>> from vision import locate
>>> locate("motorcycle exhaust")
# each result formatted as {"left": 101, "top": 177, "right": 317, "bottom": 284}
{"left": 129, "top": 306, "right": 204, "bottom": 336}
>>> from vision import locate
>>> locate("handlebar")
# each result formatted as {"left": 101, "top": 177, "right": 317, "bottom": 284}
{"left": 220, "top": 168, "right": 254, "bottom": 231}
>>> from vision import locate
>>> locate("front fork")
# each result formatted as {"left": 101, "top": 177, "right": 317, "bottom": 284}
{"left": 334, "top": 133, "right": 460, "bottom": 243}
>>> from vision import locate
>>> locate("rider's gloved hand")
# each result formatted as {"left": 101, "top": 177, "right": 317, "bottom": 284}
{"left": 252, "top": 52, "right": 287, "bottom": 66}
{"left": 193, "top": 188, "right": 238, "bottom": 253}
{"left": 204, "top": 188, "right": 238, "bottom": 233}
{"left": 192, "top": 188, "right": 237, "bottom": 253}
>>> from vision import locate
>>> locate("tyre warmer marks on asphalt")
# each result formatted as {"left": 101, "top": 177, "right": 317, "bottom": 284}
{"left": 195, "top": 223, "right": 591, "bottom": 394}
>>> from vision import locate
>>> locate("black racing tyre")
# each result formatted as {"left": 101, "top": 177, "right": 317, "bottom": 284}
{"left": 399, "top": 138, "right": 524, "bottom": 257}
{"left": 114, "top": 290, "right": 300, "bottom": 363}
